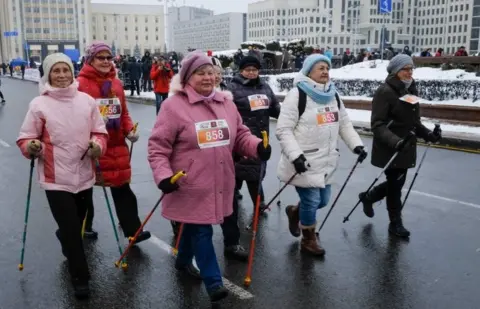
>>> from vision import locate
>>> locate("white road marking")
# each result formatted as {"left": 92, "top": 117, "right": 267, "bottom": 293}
{"left": 0, "top": 139, "right": 10, "bottom": 147}
{"left": 148, "top": 234, "right": 254, "bottom": 300}
{"left": 406, "top": 189, "right": 480, "bottom": 210}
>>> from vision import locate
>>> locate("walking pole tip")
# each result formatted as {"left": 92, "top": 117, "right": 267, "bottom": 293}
{"left": 343, "top": 217, "right": 349, "bottom": 223}
{"left": 121, "top": 262, "right": 128, "bottom": 270}
{"left": 244, "top": 276, "right": 252, "bottom": 287}
{"left": 18, "top": 264, "right": 24, "bottom": 271}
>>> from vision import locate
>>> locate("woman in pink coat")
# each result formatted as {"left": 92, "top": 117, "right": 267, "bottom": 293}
{"left": 148, "top": 50, "right": 271, "bottom": 302}
{"left": 16, "top": 53, "right": 108, "bottom": 299}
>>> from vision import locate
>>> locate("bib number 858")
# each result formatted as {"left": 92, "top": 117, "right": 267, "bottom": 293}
{"left": 205, "top": 129, "right": 224, "bottom": 141}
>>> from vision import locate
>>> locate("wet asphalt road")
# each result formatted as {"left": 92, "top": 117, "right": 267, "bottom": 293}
{"left": 0, "top": 78, "right": 480, "bottom": 309}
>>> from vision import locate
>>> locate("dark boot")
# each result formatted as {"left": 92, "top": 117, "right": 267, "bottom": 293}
{"left": 224, "top": 245, "right": 248, "bottom": 262}
{"left": 175, "top": 261, "right": 202, "bottom": 280}
{"left": 359, "top": 192, "right": 374, "bottom": 218}
{"left": 285, "top": 205, "right": 300, "bottom": 237}
{"left": 72, "top": 278, "right": 90, "bottom": 299}
{"left": 131, "top": 230, "right": 151, "bottom": 244}
{"left": 300, "top": 227, "right": 325, "bottom": 256}
{"left": 208, "top": 285, "right": 229, "bottom": 302}
{"left": 388, "top": 212, "right": 410, "bottom": 238}
{"left": 359, "top": 183, "right": 387, "bottom": 218}
{"left": 83, "top": 228, "right": 98, "bottom": 240}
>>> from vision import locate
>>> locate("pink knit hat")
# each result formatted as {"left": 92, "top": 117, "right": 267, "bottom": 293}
{"left": 85, "top": 41, "right": 112, "bottom": 63}
{"left": 179, "top": 50, "right": 213, "bottom": 85}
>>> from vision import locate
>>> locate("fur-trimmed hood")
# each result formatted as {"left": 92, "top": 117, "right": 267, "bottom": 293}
{"left": 169, "top": 74, "right": 233, "bottom": 102}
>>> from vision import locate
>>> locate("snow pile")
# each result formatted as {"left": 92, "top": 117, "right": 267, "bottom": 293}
{"left": 212, "top": 49, "right": 247, "bottom": 58}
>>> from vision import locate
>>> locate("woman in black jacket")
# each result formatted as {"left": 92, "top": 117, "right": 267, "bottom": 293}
{"left": 228, "top": 56, "right": 281, "bottom": 209}
{"left": 359, "top": 54, "right": 441, "bottom": 238}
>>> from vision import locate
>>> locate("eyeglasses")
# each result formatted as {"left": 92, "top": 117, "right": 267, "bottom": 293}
{"left": 401, "top": 67, "right": 414, "bottom": 72}
{"left": 95, "top": 56, "right": 113, "bottom": 61}
{"left": 243, "top": 68, "right": 259, "bottom": 73}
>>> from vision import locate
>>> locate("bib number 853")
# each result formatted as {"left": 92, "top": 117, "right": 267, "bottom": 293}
{"left": 321, "top": 112, "right": 336, "bottom": 123}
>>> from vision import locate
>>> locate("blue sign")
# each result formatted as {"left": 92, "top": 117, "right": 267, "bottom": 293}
{"left": 3, "top": 31, "right": 18, "bottom": 37}
{"left": 378, "top": 0, "right": 392, "bottom": 14}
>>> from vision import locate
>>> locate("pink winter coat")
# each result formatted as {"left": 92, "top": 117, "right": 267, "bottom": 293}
{"left": 17, "top": 81, "right": 108, "bottom": 194}
{"left": 148, "top": 75, "right": 261, "bottom": 225}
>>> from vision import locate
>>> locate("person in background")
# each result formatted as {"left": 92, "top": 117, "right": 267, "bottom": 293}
{"left": 150, "top": 56, "right": 173, "bottom": 114}
{"left": 0, "top": 76, "right": 5, "bottom": 104}
{"left": 324, "top": 46, "right": 333, "bottom": 60}
{"left": 148, "top": 50, "right": 271, "bottom": 302}
{"left": 435, "top": 48, "right": 444, "bottom": 57}
{"left": 16, "top": 53, "right": 108, "bottom": 298}
{"left": 454, "top": 46, "right": 468, "bottom": 56}
{"left": 128, "top": 57, "right": 142, "bottom": 96}
{"left": 359, "top": 54, "right": 442, "bottom": 238}
{"left": 77, "top": 41, "right": 151, "bottom": 243}
{"left": 227, "top": 55, "right": 280, "bottom": 210}
{"left": 277, "top": 54, "right": 366, "bottom": 256}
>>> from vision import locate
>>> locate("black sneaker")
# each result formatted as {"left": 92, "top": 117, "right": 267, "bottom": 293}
{"left": 132, "top": 231, "right": 151, "bottom": 244}
{"left": 175, "top": 262, "right": 202, "bottom": 280}
{"left": 388, "top": 222, "right": 411, "bottom": 238}
{"left": 359, "top": 192, "right": 374, "bottom": 218}
{"left": 224, "top": 245, "right": 248, "bottom": 262}
{"left": 55, "top": 230, "right": 67, "bottom": 258}
{"left": 83, "top": 229, "right": 98, "bottom": 240}
{"left": 72, "top": 278, "right": 90, "bottom": 299}
{"left": 208, "top": 285, "right": 229, "bottom": 302}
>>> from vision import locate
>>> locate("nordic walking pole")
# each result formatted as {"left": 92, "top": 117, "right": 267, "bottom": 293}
{"left": 94, "top": 160, "right": 126, "bottom": 267}
{"left": 245, "top": 173, "right": 297, "bottom": 231}
{"left": 173, "top": 223, "right": 184, "bottom": 256}
{"left": 115, "top": 170, "right": 186, "bottom": 268}
{"left": 402, "top": 124, "right": 439, "bottom": 208}
{"left": 81, "top": 209, "right": 88, "bottom": 239}
{"left": 18, "top": 157, "right": 35, "bottom": 271}
{"left": 244, "top": 131, "right": 268, "bottom": 287}
{"left": 129, "top": 122, "right": 139, "bottom": 162}
{"left": 343, "top": 131, "right": 416, "bottom": 223}
{"left": 317, "top": 151, "right": 365, "bottom": 234}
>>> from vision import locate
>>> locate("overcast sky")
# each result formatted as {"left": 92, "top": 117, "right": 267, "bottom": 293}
{"left": 92, "top": 0, "right": 263, "bottom": 14}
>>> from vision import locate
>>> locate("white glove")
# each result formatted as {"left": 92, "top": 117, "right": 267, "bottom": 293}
{"left": 127, "top": 130, "right": 139, "bottom": 143}
{"left": 87, "top": 141, "right": 102, "bottom": 159}
{"left": 27, "top": 139, "right": 42, "bottom": 157}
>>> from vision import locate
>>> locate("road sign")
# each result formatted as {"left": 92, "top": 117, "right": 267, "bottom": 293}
{"left": 3, "top": 31, "right": 18, "bottom": 37}
{"left": 378, "top": 0, "right": 392, "bottom": 14}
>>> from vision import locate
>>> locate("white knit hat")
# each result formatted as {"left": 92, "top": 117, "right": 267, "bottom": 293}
{"left": 211, "top": 56, "right": 222, "bottom": 68}
{"left": 41, "top": 53, "right": 74, "bottom": 84}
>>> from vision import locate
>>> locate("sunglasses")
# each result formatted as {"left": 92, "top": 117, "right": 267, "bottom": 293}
{"left": 95, "top": 56, "right": 113, "bottom": 61}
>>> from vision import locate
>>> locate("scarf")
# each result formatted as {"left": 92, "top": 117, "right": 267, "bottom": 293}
{"left": 402, "top": 79, "right": 413, "bottom": 89}
{"left": 294, "top": 74, "right": 336, "bottom": 105}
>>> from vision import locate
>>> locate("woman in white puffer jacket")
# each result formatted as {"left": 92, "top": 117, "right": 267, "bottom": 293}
{"left": 276, "top": 54, "right": 367, "bottom": 256}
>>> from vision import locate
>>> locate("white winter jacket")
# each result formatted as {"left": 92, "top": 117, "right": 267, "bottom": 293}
{"left": 276, "top": 76, "right": 363, "bottom": 188}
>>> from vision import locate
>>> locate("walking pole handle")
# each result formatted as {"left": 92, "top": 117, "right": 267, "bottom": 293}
{"left": 261, "top": 131, "right": 268, "bottom": 149}
{"left": 132, "top": 122, "right": 139, "bottom": 134}
{"left": 170, "top": 171, "right": 186, "bottom": 184}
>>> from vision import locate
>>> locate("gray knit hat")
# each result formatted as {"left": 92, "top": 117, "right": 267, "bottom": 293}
{"left": 387, "top": 54, "right": 414, "bottom": 75}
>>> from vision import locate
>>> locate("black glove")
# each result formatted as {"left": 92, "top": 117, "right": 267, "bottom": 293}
{"left": 293, "top": 154, "right": 308, "bottom": 174}
{"left": 395, "top": 132, "right": 415, "bottom": 151}
{"left": 427, "top": 124, "right": 442, "bottom": 143}
{"left": 353, "top": 146, "right": 368, "bottom": 163}
{"left": 158, "top": 176, "right": 180, "bottom": 194}
{"left": 257, "top": 141, "right": 271, "bottom": 161}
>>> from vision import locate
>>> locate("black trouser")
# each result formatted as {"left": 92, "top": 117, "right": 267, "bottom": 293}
{"left": 142, "top": 77, "right": 152, "bottom": 92}
{"left": 236, "top": 178, "right": 265, "bottom": 205}
{"left": 368, "top": 168, "right": 408, "bottom": 221}
{"left": 85, "top": 183, "right": 142, "bottom": 237}
{"left": 130, "top": 79, "right": 140, "bottom": 95}
{"left": 46, "top": 188, "right": 91, "bottom": 282}
{"left": 171, "top": 193, "right": 241, "bottom": 248}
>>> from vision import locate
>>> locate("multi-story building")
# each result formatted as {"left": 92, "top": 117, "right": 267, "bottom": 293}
{"left": 247, "top": 0, "right": 478, "bottom": 56}
{"left": 167, "top": 6, "right": 214, "bottom": 51}
{"left": 91, "top": 2, "right": 165, "bottom": 57}
{"left": 172, "top": 12, "right": 247, "bottom": 53}
{"left": 0, "top": 0, "right": 90, "bottom": 63}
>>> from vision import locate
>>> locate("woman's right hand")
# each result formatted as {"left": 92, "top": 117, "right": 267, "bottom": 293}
{"left": 158, "top": 176, "right": 180, "bottom": 194}
{"left": 27, "top": 139, "right": 42, "bottom": 157}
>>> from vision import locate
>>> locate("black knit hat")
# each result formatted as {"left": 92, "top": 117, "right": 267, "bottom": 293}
{"left": 239, "top": 55, "right": 261, "bottom": 70}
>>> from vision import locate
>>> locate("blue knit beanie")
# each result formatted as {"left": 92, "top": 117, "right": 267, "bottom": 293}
{"left": 300, "top": 54, "right": 332, "bottom": 76}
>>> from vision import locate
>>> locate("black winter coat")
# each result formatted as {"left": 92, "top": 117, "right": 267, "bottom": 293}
{"left": 228, "top": 75, "right": 281, "bottom": 181}
{"left": 371, "top": 75, "right": 431, "bottom": 169}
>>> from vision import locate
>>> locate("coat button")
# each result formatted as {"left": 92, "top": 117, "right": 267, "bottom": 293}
{"left": 220, "top": 161, "right": 223, "bottom": 164}
{"left": 219, "top": 191, "right": 222, "bottom": 194}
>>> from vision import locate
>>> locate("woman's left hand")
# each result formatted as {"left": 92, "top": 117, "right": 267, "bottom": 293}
{"left": 257, "top": 141, "right": 272, "bottom": 161}
{"left": 127, "top": 130, "right": 139, "bottom": 143}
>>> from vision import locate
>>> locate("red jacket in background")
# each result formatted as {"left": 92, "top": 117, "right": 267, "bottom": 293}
{"left": 150, "top": 63, "right": 174, "bottom": 94}
{"left": 77, "top": 63, "right": 134, "bottom": 187}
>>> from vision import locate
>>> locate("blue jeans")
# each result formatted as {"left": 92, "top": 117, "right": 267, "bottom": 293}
{"left": 155, "top": 92, "right": 168, "bottom": 115}
{"left": 295, "top": 185, "right": 332, "bottom": 227}
{"left": 176, "top": 224, "right": 223, "bottom": 293}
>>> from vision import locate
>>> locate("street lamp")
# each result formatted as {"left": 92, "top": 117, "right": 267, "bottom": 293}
{"left": 157, "top": 0, "right": 176, "bottom": 52}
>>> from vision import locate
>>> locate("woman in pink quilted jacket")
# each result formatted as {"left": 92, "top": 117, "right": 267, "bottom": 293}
{"left": 16, "top": 53, "right": 108, "bottom": 299}
{"left": 147, "top": 50, "right": 271, "bottom": 303}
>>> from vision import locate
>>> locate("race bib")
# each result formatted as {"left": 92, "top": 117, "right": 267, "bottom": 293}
{"left": 399, "top": 94, "right": 421, "bottom": 104}
{"left": 96, "top": 98, "right": 122, "bottom": 119}
{"left": 316, "top": 106, "right": 339, "bottom": 126}
{"left": 248, "top": 94, "right": 269, "bottom": 111}
{"left": 195, "top": 119, "right": 230, "bottom": 149}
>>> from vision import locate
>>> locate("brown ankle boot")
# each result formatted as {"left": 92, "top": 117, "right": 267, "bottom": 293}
{"left": 285, "top": 205, "right": 300, "bottom": 237}
{"left": 301, "top": 227, "right": 326, "bottom": 256}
